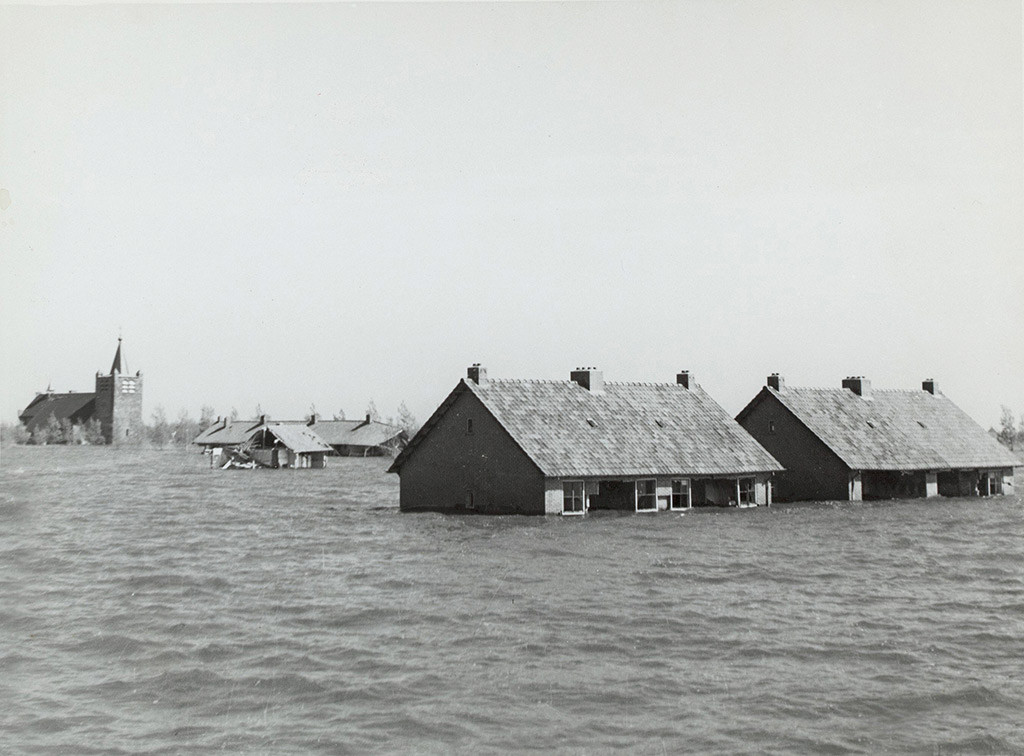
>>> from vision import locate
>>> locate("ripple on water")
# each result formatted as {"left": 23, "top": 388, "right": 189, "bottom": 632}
{"left": 1, "top": 448, "right": 1023, "bottom": 754}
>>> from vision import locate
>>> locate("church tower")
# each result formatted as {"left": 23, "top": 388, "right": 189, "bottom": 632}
{"left": 94, "top": 338, "right": 144, "bottom": 445}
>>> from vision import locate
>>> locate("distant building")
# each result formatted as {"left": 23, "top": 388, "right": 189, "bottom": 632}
{"left": 388, "top": 365, "right": 783, "bottom": 515}
{"left": 736, "top": 375, "right": 1021, "bottom": 502}
{"left": 245, "top": 422, "right": 333, "bottom": 469}
{"left": 192, "top": 415, "right": 405, "bottom": 463}
{"left": 18, "top": 338, "right": 143, "bottom": 445}
{"left": 306, "top": 416, "right": 407, "bottom": 457}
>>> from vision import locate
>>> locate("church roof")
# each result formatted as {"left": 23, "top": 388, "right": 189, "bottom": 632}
{"left": 19, "top": 392, "right": 97, "bottom": 432}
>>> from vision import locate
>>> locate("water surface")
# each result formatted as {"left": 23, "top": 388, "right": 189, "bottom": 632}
{"left": 2, "top": 447, "right": 1022, "bottom": 754}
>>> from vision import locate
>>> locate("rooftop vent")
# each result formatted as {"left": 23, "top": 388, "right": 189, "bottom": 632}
{"left": 767, "top": 373, "right": 785, "bottom": 392}
{"left": 571, "top": 367, "right": 604, "bottom": 393}
{"left": 842, "top": 376, "right": 872, "bottom": 399}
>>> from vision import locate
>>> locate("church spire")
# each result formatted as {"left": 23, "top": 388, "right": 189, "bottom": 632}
{"left": 110, "top": 337, "right": 123, "bottom": 374}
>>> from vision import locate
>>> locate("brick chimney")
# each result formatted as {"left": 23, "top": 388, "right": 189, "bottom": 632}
{"left": 767, "top": 373, "right": 785, "bottom": 392}
{"left": 842, "top": 376, "right": 872, "bottom": 399}
{"left": 571, "top": 367, "right": 604, "bottom": 393}
{"left": 922, "top": 379, "right": 938, "bottom": 395}
{"left": 676, "top": 371, "right": 693, "bottom": 389}
{"left": 467, "top": 364, "right": 488, "bottom": 385}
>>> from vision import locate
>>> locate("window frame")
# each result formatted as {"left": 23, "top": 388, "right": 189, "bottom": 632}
{"left": 635, "top": 479, "right": 658, "bottom": 512}
{"left": 737, "top": 477, "right": 756, "bottom": 506}
{"left": 562, "top": 480, "right": 585, "bottom": 515}
{"left": 670, "top": 479, "right": 691, "bottom": 510}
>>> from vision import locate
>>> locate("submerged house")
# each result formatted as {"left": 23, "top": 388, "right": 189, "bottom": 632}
{"left": 388, "top": 365, "right": 783, "bottom": 515}
{"left": 192, "top": 417, "right": 332, "bottom": 468}
{"left": 305, "top": 416, "right": 407, "bottom": 456}
{"left": 194, "top": 415, "right": 406, "bottom": 459}
{"left": 736, "top": 375, "right": 1021, "bottom": 502}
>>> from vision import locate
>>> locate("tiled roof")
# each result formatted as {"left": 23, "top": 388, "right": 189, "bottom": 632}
{"left": 191, "top": 419, "right": 332, "bottom": 453}
{"left": 19, "top": 392, "right": 97, "bottom": 432}
{"left": 193, "top": 419, "right": 263, "bottom": 446}
{"left": 763, "top": 386, "right": 1020, "bottom": 470}
{"left": 306, "top": 419, "right": 405, "bottom": 447}
{"left": 394, "top": 378, "right": 783, "bottom": 477}
{"left": 264, "top": 423, "right": 333, "bottom": 454}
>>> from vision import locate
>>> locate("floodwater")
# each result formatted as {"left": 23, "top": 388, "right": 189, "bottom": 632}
{"left": 2, "top": 447, "right": 1023, "bottom": 755}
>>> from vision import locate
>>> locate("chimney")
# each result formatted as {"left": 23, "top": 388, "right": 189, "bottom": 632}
{"left": 922, "top": 378, "right": 938, "bottom": 395}
{"left": 676, "top": 371, "right": 693, "bottom": 389}
{"left": 842, "top": 376, "right": 872, "bottom": 399}
{"left": 767, "top": 373, "right": 785, "bottom": 392}
{"left": 258, "top": 414, "right": 266, "bottom": 425}
{"left": 467, "top": 363, "right": 488, "bottom": 385}
{"left": 571, "top": 367, "right": 604, "bottom": 393}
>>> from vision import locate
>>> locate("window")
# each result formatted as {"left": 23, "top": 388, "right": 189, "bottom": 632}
{"left": 769, "top": 420, "right": 776, "bottom": 433}
{"left": 467, "top": 418, "right": 473, "bottom": 434}
{"left": 670, "top": 479, "right": 690, "bottom": 510}
{"left": 562, "top": 481, "right": 585, "bottom": 515}
{"left": 988, "top": 476, "right": 1001, "bottom": 496}
{"left": 635, "top": 479, "right": 657, "bottom": 512}
{"left": 738, "top": 478, "right": 755, "bottom": 505}
{"left": 465, "top": 491, "right": 476, "bottom": 510}
{"left": 121, "top": 379, "right": 137, "bottom": 394}
{"left": 866, "top": 421, "right": 876, "bottom": 429}
{"left": 586, "top": 418, "right": 597, "bottom": 428}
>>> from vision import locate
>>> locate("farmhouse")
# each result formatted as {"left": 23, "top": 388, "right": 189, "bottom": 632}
{"left": 194, "top": 415, "right": 405, "bottom": 459}
{"left": 388, "top": 366, "right": 783, "bottom": 515}
{"left": 193, "top": 416, "right": 332, "bottom": 468}
{"left": 305, "top": 416, "right": 407, "bottom": 456}
{"left": 736, "top": 375, "right": 1020, "bottom": 502}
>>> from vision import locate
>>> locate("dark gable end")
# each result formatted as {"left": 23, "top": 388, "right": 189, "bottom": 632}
{"left": 388, "top": 380, "right": 544, "bottom": 476}
{"left": 390, "top": 381, "right": 546, "bottom": 514}
{"left": 736, "top": 386, "right": 853, "bottom": 501}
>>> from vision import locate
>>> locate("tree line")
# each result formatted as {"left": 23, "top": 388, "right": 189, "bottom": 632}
{"left": 995, "top": 406, "right": 1024, "bottom": 452}
{"left": 1, "top": 401, "right": 419, "bottom": 448}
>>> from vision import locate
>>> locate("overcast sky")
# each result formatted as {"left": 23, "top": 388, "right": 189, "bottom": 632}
{"left": 1, "top": 1, "right": 1021, "bottom": 431}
